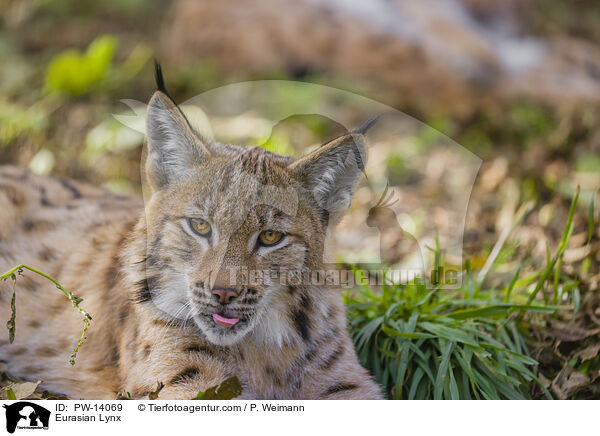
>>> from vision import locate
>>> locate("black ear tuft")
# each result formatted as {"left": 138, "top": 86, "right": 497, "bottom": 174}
{"left": 154, "top": 58, "right": 172, "bottom": 98}
{"left": 152, "top": 59, "right": 199, "bottom": 136}
{"left": 350, "top": 114, "right": 381, "bottom": 136}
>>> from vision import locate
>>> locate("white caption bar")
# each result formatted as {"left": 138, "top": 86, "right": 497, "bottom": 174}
{"left": 0, "top": 400, "right": 597, "bottom": 435}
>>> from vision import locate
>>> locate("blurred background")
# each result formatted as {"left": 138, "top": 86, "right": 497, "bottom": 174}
{"left": 1, "top": 0, "right": 599, "bottom": 399}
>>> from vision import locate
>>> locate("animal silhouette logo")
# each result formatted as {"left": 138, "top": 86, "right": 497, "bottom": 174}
{"left": 3, "top": 402, "right": 50, "bottom": 433}
{"left": 366, "top": 184, "right": 425, "bottom": 275}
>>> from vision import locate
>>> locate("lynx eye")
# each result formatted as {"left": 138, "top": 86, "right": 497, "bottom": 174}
{"left": 258, "top": 230, "right": 284, "bottom": 247}
{"left": 189, "top": 218, "right": 211, "bottom": 236}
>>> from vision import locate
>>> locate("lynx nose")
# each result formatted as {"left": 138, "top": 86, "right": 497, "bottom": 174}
{"left": 211, "top": 288, "right": 238, "bottom": 305}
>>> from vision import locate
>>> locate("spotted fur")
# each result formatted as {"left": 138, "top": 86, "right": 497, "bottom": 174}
{"left": 0, "top": 87, "right": 382, "bottom": 399}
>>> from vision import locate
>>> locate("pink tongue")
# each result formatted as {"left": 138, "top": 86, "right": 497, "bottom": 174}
{"left": 212, "top": 313, "right": 240, "bottom": 328}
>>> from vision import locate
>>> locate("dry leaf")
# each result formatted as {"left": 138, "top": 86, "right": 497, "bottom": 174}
{"left": 4, "top": 380, "right": 41, "bottom": 400}
{"left": 574, "top": 343, "right": 600, "bottom": 361}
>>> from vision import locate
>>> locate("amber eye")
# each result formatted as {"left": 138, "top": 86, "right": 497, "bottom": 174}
{"left": 258, "top": 230, "right": 284, "bottom": 247}
{"left": 189, "top": 218, "right": 211, "bottom": 236}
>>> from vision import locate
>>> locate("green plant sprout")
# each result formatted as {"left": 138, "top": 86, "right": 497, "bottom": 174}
{"left": 5, "top": 387, "right": 16, "bottom": 400}
{"left": 526, "top": 185, "right": 579, "bottom": 307}
{"left": 1, "top": 264, "right": 92, "bottom": 365}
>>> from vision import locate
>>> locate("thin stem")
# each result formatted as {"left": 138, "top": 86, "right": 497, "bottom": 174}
{"left": 1, "top": 264, "right": 92, "bottom": 365}
{"left": 477, "top": 201, "right": 535, "bottom": 287}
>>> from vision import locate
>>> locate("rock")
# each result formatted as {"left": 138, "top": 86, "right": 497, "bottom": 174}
{"left": 160, "top": 0, "right": 600, "bottom": 107}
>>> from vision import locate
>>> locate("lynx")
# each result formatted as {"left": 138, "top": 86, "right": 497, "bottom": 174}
{"left": 0, "top": 65, "right": 382, "bottom": 399}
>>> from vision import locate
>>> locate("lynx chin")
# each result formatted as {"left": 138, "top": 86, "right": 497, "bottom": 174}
{"left": 0, "top": 63, "right": 382, "bottom": 399}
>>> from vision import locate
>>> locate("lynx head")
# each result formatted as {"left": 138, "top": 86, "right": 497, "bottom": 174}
{"left": 135, "top": 69, "right": 369, "bottom": 347}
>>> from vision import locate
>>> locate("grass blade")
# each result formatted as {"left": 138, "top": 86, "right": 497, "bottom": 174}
{"left": 434, "top": 340, "right": 454, "bottom": 399}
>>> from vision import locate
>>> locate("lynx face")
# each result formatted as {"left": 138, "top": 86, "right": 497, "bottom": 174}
{"left": 139, "top": 91, "right": 366, "bottom": 346}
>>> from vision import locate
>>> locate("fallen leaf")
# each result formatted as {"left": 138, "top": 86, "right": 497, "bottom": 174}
{"left": 194, "top": 376, "right": 242, "bottom": 400}
{"left": 4, "top": 381, "right": 41, "bottom": 400}
{"left": 574, "top": 343, "right": 600, "bottom": 361}
{"left": 549, "top": 326, "right": 600, "bottom": 341}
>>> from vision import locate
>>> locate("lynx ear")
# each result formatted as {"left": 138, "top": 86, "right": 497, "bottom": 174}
{"left": 145, "top": 91, "right": 210, "bottom": 190}
{"left": 288, "top": 132, "right": 367, "bottom": 217}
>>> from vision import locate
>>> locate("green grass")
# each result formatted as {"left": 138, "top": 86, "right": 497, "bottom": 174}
{"left": 345, "top": 270, "right": 556, "bottom": 399}
{"left": 344, "top": 190, "right": 588, "bottom": 399}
